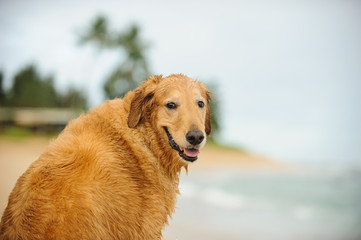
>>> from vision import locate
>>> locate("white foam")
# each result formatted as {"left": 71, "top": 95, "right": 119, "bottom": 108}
{"left": 179, "top": 182, "right": 199, "bottom": 198}
{"left": 201, "top": 188, "right": 246, "bottom": 210}
{"left": 293, "top": 205, "right": 314, "bottom": 221}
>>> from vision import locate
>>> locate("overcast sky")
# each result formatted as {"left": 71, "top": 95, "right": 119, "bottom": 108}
{"left": 1, "top": 0, "right": 361, "bottom": 165}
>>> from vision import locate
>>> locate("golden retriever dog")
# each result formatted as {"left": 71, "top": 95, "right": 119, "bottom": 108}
{"left": 0, "top": 74, "right": 211, "bottom": 239}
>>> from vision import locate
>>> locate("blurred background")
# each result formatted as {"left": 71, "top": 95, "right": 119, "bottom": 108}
{"left": 0, "top": 0, "right": 360, "bottom": 239}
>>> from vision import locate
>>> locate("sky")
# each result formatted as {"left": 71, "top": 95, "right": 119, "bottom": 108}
{"left": 1, "top": 0, "right": 361, "bottom": 165}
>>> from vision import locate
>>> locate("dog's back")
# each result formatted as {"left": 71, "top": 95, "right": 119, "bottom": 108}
{"left": 0, "top": 99, "right": 176, "bottom": 239}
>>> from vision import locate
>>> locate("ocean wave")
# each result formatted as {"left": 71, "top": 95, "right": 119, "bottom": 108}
{"left": 201, "top": 188, "right": 246, "bottom": 210}
{"left": 179, "top": 181, "right": 246, "bottom": 210}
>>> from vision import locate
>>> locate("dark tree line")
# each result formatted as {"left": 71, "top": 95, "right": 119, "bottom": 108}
{"left": 0, "top": 65, "right": 87, "bottom": 109}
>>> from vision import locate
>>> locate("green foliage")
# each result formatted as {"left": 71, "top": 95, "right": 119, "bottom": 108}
{"left": 2, "top": 65, "right": 87, "bottom": 109}
{"left": 79, "top": 16, "right": 149, "bottom": 99}
{"left": 59, "top": 87, "right": 87, "bottom": 109}
{"left": 8, "top": 65, "right": 58, "bottom": 107}
{"left": 0, "top": 71, "right": 5, "bottom": 105}
{"left": 1, "top": 126, "right": 32, "bottom": 139}
{"left": 205, "top": 82, "right": 220, "bottom": 136}
{"left": 78, "top": 16, "right": 110, "bottom": 48}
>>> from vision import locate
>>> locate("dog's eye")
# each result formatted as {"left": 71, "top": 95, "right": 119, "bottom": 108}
{"left": 198, "top": 101, "right": 205, "bottom": 108}
{"left": 166, "top": 102, "right": 177, "bottom": 109}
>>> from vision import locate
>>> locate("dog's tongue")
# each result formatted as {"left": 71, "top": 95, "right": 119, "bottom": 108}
{"left": 183, "top": 148, "right": 199, "bottom": 158}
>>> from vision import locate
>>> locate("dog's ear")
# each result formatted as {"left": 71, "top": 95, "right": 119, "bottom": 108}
{"left": 205, "top": 90, "right": 212, "bottom": 136}
{"left": 128, "top": 89, "right": 154, "bottom": 128}
{"left": 128, "top": 75, "right": 162, "bottom": 128}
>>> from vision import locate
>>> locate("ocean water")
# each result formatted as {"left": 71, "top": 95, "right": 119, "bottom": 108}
{"left": 164, "top": 168, "right": 361, "bottom": 240}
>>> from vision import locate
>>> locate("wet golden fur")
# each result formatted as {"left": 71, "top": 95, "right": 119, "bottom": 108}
{"left": 0, "top": 74, "right": 211, "bottom": 239}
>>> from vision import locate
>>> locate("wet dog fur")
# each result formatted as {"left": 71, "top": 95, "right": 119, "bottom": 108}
{"left": 0, "top": 74, "right": 211, "bottom": 239}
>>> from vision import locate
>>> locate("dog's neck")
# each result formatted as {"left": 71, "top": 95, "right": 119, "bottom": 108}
{"left": 137, "top": 122, "right": 187, "bottom": 181}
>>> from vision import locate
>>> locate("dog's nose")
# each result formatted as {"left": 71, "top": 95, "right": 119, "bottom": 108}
{"left": 186, "top": 130, "right": 205, "bottom": 145}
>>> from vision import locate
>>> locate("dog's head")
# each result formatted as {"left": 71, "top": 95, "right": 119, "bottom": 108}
{"left": 127, "top": 74, "right": 211, "bottom": 163}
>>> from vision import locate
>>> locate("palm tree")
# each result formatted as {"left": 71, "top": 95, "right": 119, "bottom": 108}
{"left": 79, "top": 16, "right": 221, "bottom": 136}
{"left": 79, "top": 16, "right": 150, "bottom": 99}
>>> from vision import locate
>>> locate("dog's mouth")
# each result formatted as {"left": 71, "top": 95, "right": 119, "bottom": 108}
{"left": 163, "top": 127, "right": 199, "bottom": 162}
{"left": 179, "top": 147, "right": 199, "bottom": 162}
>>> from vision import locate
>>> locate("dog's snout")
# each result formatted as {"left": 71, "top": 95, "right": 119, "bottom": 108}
{"left": 186, "top": 130, "right": 205, "bottom": 145}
